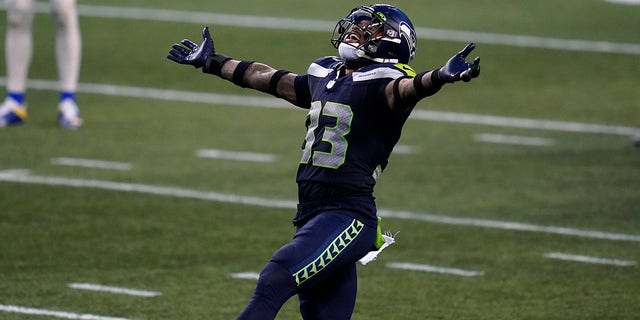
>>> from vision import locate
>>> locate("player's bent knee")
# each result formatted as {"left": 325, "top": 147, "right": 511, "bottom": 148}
{"left": 256, "top": 261, "right": 297, "bottom": 297}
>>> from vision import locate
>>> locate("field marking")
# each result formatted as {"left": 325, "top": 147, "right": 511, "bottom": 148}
{"left": 387, "top": 262, "right": 482, "bottom": 277}
{"left": 1, "top": 169, "right": 639, "bottom": 243}
{"left": 378, "top": 209, "right": 640, "bottom": 242}
{"left": 231, "top": 272, "right": 261, "bottom": 280}
{"left": 544, "top": 252, "right": 637, "bottom": 267}
{"left": 11, "top": 2, "right": 638, "bottom": 55}
{"left": 196, "top": 149, "right": 277, "bottom": 163}
{"left": 0, "top": 303, "right": 133, "bottom": 320}
{"left": 392, "top": 144, "right": 420, "bottom": 155}
{"left": 0, "top": 169, "right": 298, "bottom": 209}
{"left": 410, "top": 109, "right": 640, "bottom": 137}
{"left": 51, "top": 157, "right": 133, "bottom": 171}
{"left": 2, "top": 78, "right": 638, "bottom": 138}
{"left": 68, "top": 283, "right": 161, "bottom": 297}
{"left": 606, "top": 0, "right": 640, "bottom": 4}
{"left": 474, "top": 133, "right": 555, "bottom": 146}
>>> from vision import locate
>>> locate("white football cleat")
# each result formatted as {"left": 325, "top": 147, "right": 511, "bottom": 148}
{"left": 0, "top": 97, "right": 27, "bottom": 127}
{"left": 58, "top": 99, "right": 83, "bottom": 129}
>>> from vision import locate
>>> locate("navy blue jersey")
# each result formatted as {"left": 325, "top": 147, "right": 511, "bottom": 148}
{"left": 292, "top": 56, "right": 417, "bottom": 225}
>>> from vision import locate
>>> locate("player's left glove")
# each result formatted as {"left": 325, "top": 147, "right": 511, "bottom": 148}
{"left": 167, "top": 26, "right": 230, "bottom": 75}
{"left": 436, "top": 43, "right": 480, "bottom": 83}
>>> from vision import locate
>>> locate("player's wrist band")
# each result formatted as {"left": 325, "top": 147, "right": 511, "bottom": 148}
{"left": 269, "top": 70, "right": 291, "bottom": 98}
{"left": 203, "top": 53, "right": 231, "bottom": 76}
{"left": 430, "top": 68, "right": 447, "bottom": 86}
{"left": 413, "top": 70, "right": 444, "bottom": 97}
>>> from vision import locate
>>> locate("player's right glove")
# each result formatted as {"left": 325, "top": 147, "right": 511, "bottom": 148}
{"left": 435, "top": 43, "right": 481, "bottom": 83}
{"left": 167, "top": 26, "right": 230, "bottom": 75}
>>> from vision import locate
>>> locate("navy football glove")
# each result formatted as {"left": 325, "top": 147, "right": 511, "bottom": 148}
{"left": 167, "top": 27, "right": 215, "bottom": 68}
{"left": 437, "top": 43, "right": 480, "bottom": 83}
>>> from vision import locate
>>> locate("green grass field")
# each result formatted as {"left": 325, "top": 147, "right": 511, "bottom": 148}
{"left": 1, "top": 1, "right": 639, "bottom": 319}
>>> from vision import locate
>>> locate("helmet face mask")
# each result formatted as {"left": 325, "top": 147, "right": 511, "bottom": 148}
{"left": 331, "top": 4, "right": 417, "bottom": 65}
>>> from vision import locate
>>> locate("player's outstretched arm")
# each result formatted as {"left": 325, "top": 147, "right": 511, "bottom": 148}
{"left": 387, "top": 43, "right": 481, "bottom": 111}
{"left": 167, "top": 27, "right": 303, "bottom": 106}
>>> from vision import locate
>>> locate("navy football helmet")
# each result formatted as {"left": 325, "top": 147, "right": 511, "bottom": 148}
{"left": 331, "top": 4, "right": 417, "bottom": 64}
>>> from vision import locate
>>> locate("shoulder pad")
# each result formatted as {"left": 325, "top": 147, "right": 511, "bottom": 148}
{"left": 307, "top": 56, "right": 342, "bottom": 77}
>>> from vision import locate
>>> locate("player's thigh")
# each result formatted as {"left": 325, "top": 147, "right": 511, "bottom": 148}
{"left": 298, "top": 264, "right": 358, "bottom": 320}
{"left": 274, "top": 211, "right": 375, "bottom": 288}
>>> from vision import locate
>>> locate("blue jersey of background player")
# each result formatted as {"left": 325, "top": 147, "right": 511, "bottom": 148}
{"left": 168, "top": 4, "right": 480, "bottom": 320}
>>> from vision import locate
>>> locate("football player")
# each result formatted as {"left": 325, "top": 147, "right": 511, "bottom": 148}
{"left": 168, "top": 4, "right": 480, "bottom": 319}
{"left": 0, "top": 0, "right": 82, "bottom": 129}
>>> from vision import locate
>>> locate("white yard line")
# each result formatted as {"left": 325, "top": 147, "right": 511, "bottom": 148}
{"left": 68, "top": 283, "right": 161, "bottom": 297}
{"left": 392, "top": 145, "right": 419, "bottom": 155}
{"left": 51, "top": 158, "right": 133, "bottom": 171}
{"left": 544, "top": 252, "right": 637, "bottom": 267}
{"left": 13, "top": 2, "right": 638, "bottom": 55}
{"left": 231, "top": 272, "right": 261, "bottom": 280}
{"left": 1, "top": 169, "right": 638, "bottom": 243}
{"left": 474, "top": 133, "right": 555, "bottom": 146}
{"left": 0, "top": 303, "right": 133, "bottom": 320}
{"left": 410, "top": 110, "right": 640, "bottom": 137}
{"left": 377, "top": 209, "right": 640, "bottom": 242}
{"left": 387, "top": 262, "right": 482, "bottom": 277}
{"left": 2, "top": 78, "right": 638, "bottom": 137}
{"left": 196, "top": 149, "right": 277, "bottom": 163}
{"left": 605, "top": 0, "right": 640, "bottom": 4}
{"left": 0, "top": 169, "right": 298, "bottom": 210}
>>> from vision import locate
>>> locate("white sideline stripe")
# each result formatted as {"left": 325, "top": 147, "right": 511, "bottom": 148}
{"left": 544, "top": 252, "right": 637, "bottom": 267}
{"left": 231, "top": 272, "right": 261, "bottom": 280}
{"left": 1, "top": 169, "right": 639, "bottom": 243}
{"left": 474, "top": 133, "right": 555, "bottom": 146}
{"left": 68, "top": 283, "right": 161, "bottom": 297}
{"left": 196, "top": 149, "right": 276, "bottom": 163}
{"left": 387, "top": 262, "right": 482, "bottom": 277}
{"left": 51, "top": 157, "right": 133, "bottom": 171}
{"left": 13, "top": 2, "right": 639, "bottom": 55}
{"left": 3, "top": 78, "right": 638, "bottom": 137}
{"left": 0, "top": 303, "right": 133, "bottom": 320}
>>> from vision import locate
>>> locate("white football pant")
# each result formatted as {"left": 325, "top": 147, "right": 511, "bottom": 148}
{"left": 4, "top": 0, "right": 81, "bottom": 93}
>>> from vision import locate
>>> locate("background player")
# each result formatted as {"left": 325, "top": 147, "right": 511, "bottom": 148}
{"left": 0, "top": 0, "right": 82, "bottom": 129}
{"left": 168, "top": 4, "right": 480, "bottom": 319}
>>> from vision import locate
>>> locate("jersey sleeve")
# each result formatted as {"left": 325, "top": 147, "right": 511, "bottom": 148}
{"left": 293, "top": 74, "right": 311, "bottom": 109}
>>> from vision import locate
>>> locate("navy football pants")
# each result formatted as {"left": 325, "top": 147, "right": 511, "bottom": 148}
{"left": 237, "top": 211, "right": 377, "bottom": 320}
